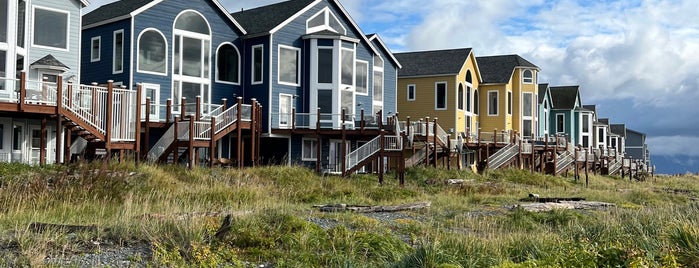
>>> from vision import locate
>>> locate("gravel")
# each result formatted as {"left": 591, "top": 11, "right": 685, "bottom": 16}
{"left": 44, "top": 243, "right": 151, "bottom": 267}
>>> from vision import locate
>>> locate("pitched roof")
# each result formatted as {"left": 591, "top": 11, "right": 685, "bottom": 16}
{"left": 610, "top": 124, "right": 626, "bottom": 138}
{"left": 83, "top": 0, "right": 246, "bottom": 34}
{"left": 231, "top": 0, "right": 315, "bottom": 36}
{"left": 394, "top": 48, "right": 472, "bottom": 77}
{"left": 538, "top": 83, "right": 549, "bottom": 103}
{"left": 366, "top": 33, "right": 401, "bottom": 69}
{"left": 583, "top": 105, "right": 596, "bottom": 114}
{"left": 599, "top": 118, "right": 610, "bottom": 125}
{"left": 476, "top": 54, "right": 538, "bottom": 84}
{"left": 30, "top": 54, "right": 69, "bottom": 70}
{"left": 549, "top": 85, "right": 580, "bottom": 110}
{"left": 626, "top": 128, "right": 646, "bottom": 137}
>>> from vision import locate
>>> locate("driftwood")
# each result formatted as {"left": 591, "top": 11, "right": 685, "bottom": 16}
{"left": 513, "top": 201, "right": 616, "bottom": 212}
{"left": 29, "top": 222, "right": 100, "bottom": 234}
{"left": 315, "top": 201, "right": 431, "bottom": 213}
{"left": 140, "top": 210, "right": 253, "bottom": 220}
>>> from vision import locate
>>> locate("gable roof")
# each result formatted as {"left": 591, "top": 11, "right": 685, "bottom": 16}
{"left": 610, "top": 124, "right": 626, "bottom": 138}
{"left": 394, "top": 48, "right": 473, "bottom": 77}
{"left": 83, "top": 0, "right": 246, "bottom": 34}
{"left": 599, "top": 118, "right": 609, "bottom": 125}
{"left": 538, "top": 83, "right": 550, "bottom": 104}
{"left": 583, "top": 105, "right": 596, "bottom": 114}
{"left": 366, "top": 34, "right": 401, "bottom": 69}
{"left": 476, "top": 54, "right": 539, "bottom": 84}
{"left": 30, "top": 54, "right": 69, "bottom": 71}
{"left": 549, "top": 85, "right": 580, "bottom": 110}
{"left": 231, "top": 0, "right": 316, "bottom": 36}
{"left": 626, "top": 128, "right": 646, "bottom": 137}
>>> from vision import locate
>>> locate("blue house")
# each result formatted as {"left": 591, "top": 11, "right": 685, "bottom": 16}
{"left": 549, "top": 85, "right": 592, "bottom": 147}
{"left": 537, "top": 83, "right": 553, "bottom": 138}
{"left": 231, "top": 0, "right": 401, "bottom": 173}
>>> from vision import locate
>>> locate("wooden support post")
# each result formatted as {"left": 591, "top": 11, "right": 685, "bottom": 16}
{"left": 433, "top": 118, "right": 438, "bottom": 168}
{"left": 145, "top": 98, "right": 151, "bottom": 160}
{"left": 251, "top": 98, "right": 257, "bottom": 167}
{"left": 574, "top": 147, "right": 579, "bottom": 181}
{"left": 341, "top": 117, "right": 347, "bottom": 176}
{"left": 172, "top": 116, "right": 179, "bottom": 162}
{"left": 585, "top": 148, "right": 589, "bottom": 187}
{"left": 64, "top": 128, "right": 72, "bottom": 163}
{"left": 378, "top": 110, "right": 383, "bottom": 130}
{"left": 181, "top": 97, "right": 187, "bottom": 118}
{"left": 236, "top": 97, "right": 243, "bottom": 168}
{"left": 316, "top": 107, "right": 321, "bottom": 173}
{"left": 195, "top": 96, "right": 201, "bottom": 121}
{"left": 56, "top": 76, "right": 63, "bottom": 164}
{"left": 19, "top": 72, "right": 26, "bottom": 112}
{"left": 210, "top": 116, "right": 216, "bottom": 168}
{"left": 106, "top": 80, "right": 114, "bottom": 161}
{"left": 166, "top": 99, "right": 172, "bottom": 124}
{"left": 188, "top": 115, "right": 195, "bottom": 169}
{"left": 40, "top": 118, "right": 47, "bottom": 165}
{"left": 447, "top": 137, "right": 451, "bottom": 170}
{"left": 424, "top": 117, "right": 430, "bottom": 166}
{"left": 360, "top": 109, "right": 365, "bottom": 132}
{"left": 379, "top": 129, "right": 385, "bottom": 184}
{"left": 135, "top": 84, "right": 142, "bottom": 165}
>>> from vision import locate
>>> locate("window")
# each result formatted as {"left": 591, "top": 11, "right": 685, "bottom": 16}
{"left": 173, "top": 11, "right": 211, "bottom": 114}
{"left": 523, "top": 69, "right": 533, "bottom": 84}
{"left": 488, "top": 91, "right": 498, "bottom": 115}
{"left": 252, "top": 45, "right": 263, "bottom": 84}
{"left": 306, "top": 7, "right": 346, "bottom": 34}
{"left": 523, "top": 119, "right": 532, "bottom": 138}
{"left": 507, "top": 91, "right": 512, "bottom": 115}
{"left": 583, "top": 136, "right": 589, "bottom": 148}
{"left": 302, "top": 139, "right": 318, "bottom": 161}
{"left": 216, "top": 43, "right": 239, "bottom": 83}
{"left": 32, "top": 7, "right": 68, "bottom": 49}
{"left": 435, "top": 82, "right": 446, "bottom": 110}
{"left": 598, "top": 128, "right": 604, "bottom": 142}
{"left": 355, "top": 61, "right": 368, "bottom": 94}
{"left": 457, "top": 84, "right": 464, "bottom": 110}
{"left": 138, "top": 30, "right": 166, "bottom": 74}
{"left": 407, "top": 84, "right": 415, "bottom": 101}
{"left": 16, "top": 0, "right": 25, "bottom": 47}
{"left": 12, "top": 125, "right": 21, "bottom": 150}
{"left": 341, "top": 49, "right": 354, "bottom": 85}
{"left": 0, "top": 51, "right": 5, "bottom": 78}
{"left": 466, "top": 86, "right": 471, "bottom": 112}
{"left": 278, "top": 45, "right": 299, "bottom": 85}
{"left": 318, "top": 89, "right": 332, "bottom": 120}
{"left": 523, "top": 92, "right": 532, "bottom": 117}
{"left": 317, "top": 48, "right": 333, "bottom": 83}
{"left": 0, "top": 0, "right": 7, "bottom": 43}
{"left": 373, "top": 55, "right": 383, "bottom": 113}
{"left": 143, "top": 84, "right": 160, "bottom": 118}
{"left": 0, "top": 124, "right": 3, "bottom": 149}
{"left": 90, "top": 37, "right": 101, "bottom": 62}
{"left": 611, "top": 138, "right": 617, "bottom": 148}
{"left": 279, "top": 94, "right": 292, "bottom": 127}
{"left": 556, "top": 114, "right": 565, "bottom": 133}
{"left": 474, "top": 90, "right": 479, "bottom": 115}
{"left": 582, "top": 114, "right": 590, "bottom": 133}
{"left": 113, "top": 30, "right": 124, "bottom": 73}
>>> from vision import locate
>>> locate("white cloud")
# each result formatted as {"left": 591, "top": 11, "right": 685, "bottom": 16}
{"left": 647, "top": 136, "right": 699, "bottom": 157}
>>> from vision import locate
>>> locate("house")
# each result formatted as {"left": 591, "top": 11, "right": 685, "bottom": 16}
{"left": 625, "top": 128, "right": 649, "bottom": 168}
{"left": 476, "top": 55, "right": 539, "bottom": 140}
{"left": 81, "top": 0, "right": 258, "bottom": 166}
{"left": 596, "top": 118, "right": 610, "bottom": 151}
{"left": 537, "top": 83, "right": 553, "bottom": 138}
{"left": 230, "top": 0, "right": 402, "bottom": 174}
{"left": 0, "top": 0, "right": 88, "bottom": 164}
{"left": 548, "top": 85, "right": 591, "bottom": 147}
{"left": 609, "top": 123, "right": 626, "bottom": 156}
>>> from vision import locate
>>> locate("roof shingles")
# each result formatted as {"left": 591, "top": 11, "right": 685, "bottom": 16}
{"left": 549, "top": 86, "right": 580, "bottom": 110}
{"left": 476, "top": 55, "right": 538, "bottom": 84}
{"left": 394, "top": 48, "right": 472, "bottom": 77}
{"left": 231, "top": 0, "right": 315, "bottom": 35}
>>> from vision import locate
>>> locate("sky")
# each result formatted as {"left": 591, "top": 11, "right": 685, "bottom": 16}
{"left": 84, "top": 0, "right": 699, "bottom": 174}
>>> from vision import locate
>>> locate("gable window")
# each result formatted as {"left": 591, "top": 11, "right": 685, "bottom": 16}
{"left": 306, "top": 7, "right": 346, "bottom": 35}
{"left": 435, "top": 82, "right": 447, "bottom": 110}
{"left": 407, "top": 84, "right": 415, "bottom": 101}
{"left": 278, "top": 45, "right": 300, "bottom": 85}
{"left": 302, "top": 138, "right": 317, "bottom": 161}
{"left": 90, "top": 37, "right": 101, "bottom": 62}
{"left": 488, "top": 91, "right": 498, "bottom": 116}
{"left": 355, "top": 60, "right": 368, "bottom": 94}
{"left": 474, "top": 90, "right": 479, "bottom": 115}
{"left": 556, "top": 114, "right": 565, "bottom": 133}
{"left": 523, "top": 69, "right": 533, "bottom": 84}
{"left": 507, "top": 91, "right": 512, "bottom": 115}
{"left": 113, "top": 30, "right": 124, "bottom": 73}
{"left": 457, "top": 84, "right": 464, "bottom": 110}
{"left": 172, "top": 10, "right": 211, "bottom": 114}
{"left": 252, "top": 45, "right": 263, "bottom": 84}
{"left": 317, "top": 47, "right": 333, "bottom": 84}
{"left": 341, "top": 49, "right": 354, "bottom": 86}
{"left": 32, "top": 6, "right": 68, "bottom": 49}
{"left": 138, "top": 29, "right": 166, "bottom": 74}
{"left": 216, "top": 43, "right": 240, "bottom": 84}
{"left": 372, "top": 55, "right": 383, "bottom": 113}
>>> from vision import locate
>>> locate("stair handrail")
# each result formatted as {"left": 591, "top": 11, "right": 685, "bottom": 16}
{"left": 147, "top": 122, "right": 177, "bottom": 161}
{"left": 488, "top": 143, "right": 519, "bottom": 169}
{"left": 177, "top": 121, "right": 190, "bottom": 140}
{"left": 61, "top": 83, "right": 109, "bottom": 137}
{"left": 193, "top": 120, "right": 212, "bottom": 140}
{"left": 213, "top": 103, "right": 239, "bottom": 134}
{"left": 556, "top": 150, "right": 574, "bottom": 174}
{"left": 345, "top": 135, "right": 381, "bottom": 171}
{"left": 110, "top": 88, "right": 137, "bottom": 142}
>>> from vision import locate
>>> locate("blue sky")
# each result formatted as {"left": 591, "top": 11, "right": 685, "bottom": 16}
{"left": 85, "top": 0, "right": 699, "bottom": 174}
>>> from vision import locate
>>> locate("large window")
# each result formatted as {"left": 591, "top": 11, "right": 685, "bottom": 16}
{"left": 466, "top": 86, "right": 471, "bottom": 112}
{"left": 16, "top": 0, "right": 25, "bottom": 47}
{"left": 488, "top": 91, "right": 498, "bottom": 115}
{"left": 0, "top": 0, "right": 7, "bottom": 43}
{"left": 252, "top": 45, "right": 263, "bottom": 84}
{"left": 173, "top": 11, "right": 211, "bottom": 114}
{"left": 373, "top": 55, "right": 383, "bottom": 113}
{"left": 302, "top": 139, "right": 318, "bottom": 161}
{"left": 90, "top": 37, "right": 101, "bottom": 62}
{"left": 598, "top": 128, "right": 604, "bottom": 142}
{"left": 279, "top": 94, "right": 292, "bottom": 127}
{"left": 407, "top": 84, "right": 415, "bottom": 101}
{"left": 0, "top": 51, "right": 5, "bottom": 78}
{"left": 317, "top": 48, "right": 333, "bottom": 84}
{"left": 557, "top": 114, "right": 565, "bottom": 133}
{"left": 582, "top": 114, "right": 590, "bottom": 133}
{"left": 216, "top": 43, "right": 239, "bottom": 84}
{"left": 138, "top": 29, "right": 166, "bottom": 74}
{"left": 340, "top": 49, "right": 354, "bottom": 85}
{"left": 355, "top": 61, "right": 368, "bottom": 94}
{"left": 457, "top": 84, "right": 464, "bottom": 110}
{"left": 278, "top": 45, "right": 299, "bottom": 85}
{"left": 435, "top": 82, "right": 447, "bottom": 110}
{"left": 523, "top": 119, "right": 532, "bottom": 138}
{"left": 113, "top": 30, "right": 124, "bottom": 73}
{"left": 33, "top": 7, "right": 68, "bottom": 49}
{"left": 523, "top": 69, "right": 533, "bottom": 84}
{"left": 507, "top": 91, "right": 512, "bottom": 115}
{"left": 523, "top": 92, "right": 533, "bottom": 117}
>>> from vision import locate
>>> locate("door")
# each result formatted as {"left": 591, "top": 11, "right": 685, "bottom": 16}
{"left": 11, "top": 123, "right": 24, "bottom": 163}
{"left": 141, "top": 83, "right": 160, "bottom": 121}
{"left": 29, "top": 125, "right": 42, "bottom": 164}
{"left": 279, "top": 94, "right": 292, "bottom": 128}
{"left": 328, "top": 140, "right": 349, "bottom": 173}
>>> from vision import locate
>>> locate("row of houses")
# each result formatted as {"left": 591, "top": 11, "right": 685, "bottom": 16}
{"left": 0, "top": 0, "right": 651, "bottom": 178}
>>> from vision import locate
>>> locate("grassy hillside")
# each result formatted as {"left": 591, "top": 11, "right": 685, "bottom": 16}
{"left": 0, "top": 162, "right": 697, "bottom": 267}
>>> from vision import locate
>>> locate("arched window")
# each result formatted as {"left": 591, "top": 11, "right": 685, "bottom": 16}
{"left": 138, "top": 29, "right": 166, "bottom": 74}
{"left": 465, "top": 70, "right": 472, "bottom": 84}
{"left": 216, "top": 43, "right": 239, "bottom": 84}
{"left": 174, "top": 11, "right": 210, "bottom": 35}
{"left": 523, "top": 69, "right": 533, "bottom": 84}
{"left": 172, "top": 10, "right": 211, "bottom": 114}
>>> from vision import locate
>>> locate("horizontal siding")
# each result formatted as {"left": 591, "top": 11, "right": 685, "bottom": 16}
{"left": 28, "top": 0, "right": 82, "bottom": 82}
{"left": 80, "top": 19, "right": 131, "bottom": 85}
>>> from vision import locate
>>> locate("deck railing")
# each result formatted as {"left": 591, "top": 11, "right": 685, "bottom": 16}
{"left": 272, "top": 110, "right": 387, "bottom": 131}
{"left": 111, "top": 88, "right": 137, "bottom": 141}
{"left": 488, "top": 143, "right": 519, "bottom": 170}
{"left": 147, "top": 123, "right": 177, "bottom": 161}
{"left": 213, "top": 103, "right": 239, "bottom": 133}
{"left": 345, "top": 134, "right": 402, "bottom": 173}
{"left": 62, "top": 83, "right": 109, "bottom": 138}
{"left": 193, "top": 121, "right": 212, "bottom": 140}
{"left": 0, "top": 77, "right": 20, "bottom": 102}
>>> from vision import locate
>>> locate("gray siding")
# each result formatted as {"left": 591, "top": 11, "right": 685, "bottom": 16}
{"left": 29, "top": 0, "right": 82, "bottom": 81}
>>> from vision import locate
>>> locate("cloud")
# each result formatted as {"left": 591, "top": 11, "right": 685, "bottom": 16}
{"left": 647, "top": 136, "right": 699, "bottom": 157}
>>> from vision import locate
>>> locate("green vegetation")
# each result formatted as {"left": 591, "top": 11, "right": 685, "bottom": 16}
{"left": 0, "top": 162, "right": 697, "bottom": 267}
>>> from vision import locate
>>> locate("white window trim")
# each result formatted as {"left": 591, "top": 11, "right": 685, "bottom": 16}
{"left": 355, "top": 60, "right": 369, "bottom": 95}
{"left": 407, "top": 84, "right": 415, "bottom": 101}
{"left": 215, "top": 42, "right": 241, "bottom": 85}
{"left": 136, "top": 28, "right": 168, "bottom": 76}
{"left": 340, "top": 47, "right": 355, "bottom": 88}
{"left": 112, "top": 29, "right": 124, "bottom": 74}
{"left": 465, "top": 84, "right": 472, "bottom": 113}
{"left": 522, "top": 92, "right": 533, "bottom": 118}
{"left": 556, "top": 113, "right": 565, "bottom": 133}
{"left": 522, "top": 69, "right": 533, "bottom": 84}
{"left": 434, "top": 81, "right": 447, "bottom": 110}
{"left": 141, "top": 83, "right": 160, "bottom": 121}
{"left": 301, "top": 138, "right": 317, "bottom": 161}
{"left": 305, "top": 7, "right": 347, "bottom": 35}
{"left": 90, "top": 36, "right": 101, "bottom": 62}
{"left": 278, "top": 93, "right": 293, "bottom": 128}
{"left": 372, "top": 55, "right": 384, "bottom": 114}
{"left": 487, "top": 90, "right": 499, "bottom": 116}
{"left": 457, "top": 83, "right": 464, "bottom": 111}
{"left": 31, "top": 6, "right": 70, "bottom": 51}
{"left": 251, "top": 44, "right": 263, "bottom": 85}
{"left": 277, "top": 45, "right": 300, "bottom": 86}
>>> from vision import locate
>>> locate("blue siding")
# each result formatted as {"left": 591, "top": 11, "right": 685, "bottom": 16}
{"left": 81, "top": 19, "right": 131, "bottom": 85}
{"left": 242, "top": 36, "right": 271, "bottom": 131}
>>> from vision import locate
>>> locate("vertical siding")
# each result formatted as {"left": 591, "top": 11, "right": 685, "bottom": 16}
{"left": 29, "top": 0, "right": 82, "bottom": 81}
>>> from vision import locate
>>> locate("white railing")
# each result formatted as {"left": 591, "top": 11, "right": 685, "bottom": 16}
{"left": 62, "top": 83, "right": 109, "bottom": 138}
{"left": 521, "top": 142, "right": 533, "bottom": 154}
{"left": 193, "top": 121, "right": 212, "bottom": 140}
{"left": 488, "top": 143, "right": 519, "bottom": 170}
{"left": 213, "top": 103, "right": 238, "bottom": 133}
{"left": 556, "top": 150, "right": 574, "bottom": 174}
{"left": 25, "top": 80, "right": 58, "bottom": 105}
{"left": 111, "top": 88, "right": 137, "bottom": 141}
{"left": 0, "top": 77, "right": 20, "bottom": 102}
{"left": 147, "top": 123, "right": 177, "bottom": 161}
{"left": 0, "top": 153, "right": 10, "bottom": 162}
{"left": 346, "top": 135, "right": 381, "bottom": 171}
{"left": 201, "top": 103, "right": 223, "bottom": 120}
{"left": 480, "top": 132, "right": 511, "bottom": 144}
{"left": 384, "top": 135, "right": 403, "bottom": 151}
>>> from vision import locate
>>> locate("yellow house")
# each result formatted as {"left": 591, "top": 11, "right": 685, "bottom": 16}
{"left": 476, "top": 55, "right": 540, "bottom": 139}
{"left": 394, "top": 48, "right": 482, "bottom": 139}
